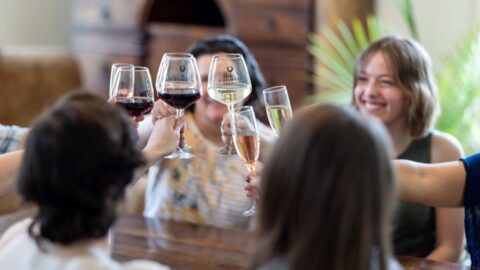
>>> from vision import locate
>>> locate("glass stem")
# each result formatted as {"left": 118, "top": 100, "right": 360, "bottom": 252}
{"left": 176, "top": 109, "right": 185, "bottom": 152}
{"left": 226, "top": 104, "right": 235, "bottom": 154}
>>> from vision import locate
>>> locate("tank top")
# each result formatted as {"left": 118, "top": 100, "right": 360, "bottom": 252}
{"left": 393, "top": 133, "right": 436, "bottom": 257}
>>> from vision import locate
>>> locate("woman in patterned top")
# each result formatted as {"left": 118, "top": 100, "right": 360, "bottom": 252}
{"left": 142, "top": 35, "right": 275, "bottom": 229}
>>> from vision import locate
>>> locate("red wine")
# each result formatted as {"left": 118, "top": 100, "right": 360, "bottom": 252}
{"left": 158, "top": 91, "right": 201, "bottom": 109}
{"left": 115, "top": 97, "right": 154, "bottom": 116}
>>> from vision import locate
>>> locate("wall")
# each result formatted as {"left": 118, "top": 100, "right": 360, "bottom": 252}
{"left": 0, "top": 0, "right": 72, "bottom": 48}
{"left": 376, "top": 0, "right": 480, "bottom": 68}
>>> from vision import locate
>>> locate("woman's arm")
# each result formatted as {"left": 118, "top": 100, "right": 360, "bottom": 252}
{"left": 394, "top": 160, "right": 465, "bottom": 208}
{"left": 427, "top": 131, "right": 464, "bottom": 261}
{"left": 0, "top": 151, "right": 23, "bottom": 197}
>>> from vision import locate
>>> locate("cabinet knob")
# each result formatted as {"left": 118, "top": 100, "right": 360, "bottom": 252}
{"left": 100, "top": 5, "right": 111, "bottom": 22}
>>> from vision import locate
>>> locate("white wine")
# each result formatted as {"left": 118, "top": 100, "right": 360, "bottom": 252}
{"left": 233, "top": 132, "right": 260, "bottom": 167}
{"left": 207, "top": 83, "right": 252, "bottom": 105}
{"left": 266, "top": 105, "right": 292, "bottom": 136}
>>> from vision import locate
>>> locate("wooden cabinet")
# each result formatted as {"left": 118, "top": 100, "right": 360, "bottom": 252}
{"left": 72, "top": 0, "right": 372, "bottom": 106}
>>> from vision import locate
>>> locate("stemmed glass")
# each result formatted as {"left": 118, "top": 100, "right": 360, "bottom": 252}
{"left": 263, "top": 85, "right": 293, "bottom": 137}
{"left": 156, "top": 53, "right": 202, "bottom": 159}
{"left": 111, "top": 66, "right": 154, "bottom": 117}
{"left": 109, "top": 63, "right": 134, "bottom": 98}
{"left": 207, "top": 54, "right": 252, "bottom": 154}
{"left": 230, "top": 106, "right": 260, "bottom": 216}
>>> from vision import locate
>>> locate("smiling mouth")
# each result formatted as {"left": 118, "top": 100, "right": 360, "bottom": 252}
{"left": 364, "top": 103, "right": 385, "bottom": 110}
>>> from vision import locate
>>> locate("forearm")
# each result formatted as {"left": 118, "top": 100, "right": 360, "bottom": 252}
{"left": 426, "top": 208, "right": 464, "bottom": 262}
{"left": 394, "top": 159, "right": 465, "bottom": 207}
{"left": 0, "top": 151, "right": 23, "bottom": 196}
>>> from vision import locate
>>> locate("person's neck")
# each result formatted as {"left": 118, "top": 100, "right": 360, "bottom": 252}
{"left": 386, "top": 122, "right": 413, "bottom": 157}
{"left": 193, "top": 112, "right": 224, "bottom": 146}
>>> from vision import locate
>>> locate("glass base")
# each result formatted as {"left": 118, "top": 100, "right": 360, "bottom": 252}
{"left": 217, "top": 144, "right": 237, "bottom": 155}
{"left": 242, "top": 201, "right": 256, "bottom": 216}
{"left": 164, "top": 149, "right": 194, "bottom": 159}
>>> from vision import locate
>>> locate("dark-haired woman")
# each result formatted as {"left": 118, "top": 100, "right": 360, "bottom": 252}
{"left": 142, "top": 35, "right": 275, "bottom": 229}
{"left": 252, "top": 104, "right": 401, "bottom": 270}
{"left": 0, "top": 91, "right": 182, "bottom": 269}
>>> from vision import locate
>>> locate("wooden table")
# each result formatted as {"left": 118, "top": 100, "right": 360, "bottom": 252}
{"left": 110, "top": 215, "right": 477, "bottom": 270}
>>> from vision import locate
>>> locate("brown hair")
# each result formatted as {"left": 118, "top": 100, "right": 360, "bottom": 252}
{"left": 252, "top": 104, "right": 395, "bottom": 270}
{"left": 18, "top": 91, "right": 145, "bottom": 245}
{"left": 353, "top": 35, "right": 438, "bottom": 138}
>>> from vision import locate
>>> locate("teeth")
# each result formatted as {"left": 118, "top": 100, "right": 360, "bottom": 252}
{"left": 365, "top": 103, "right": 383, "bottom": 110}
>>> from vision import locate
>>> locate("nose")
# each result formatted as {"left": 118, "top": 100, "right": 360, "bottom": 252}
{"left": 363, "top": 79, "right": 378, "bottom": 97}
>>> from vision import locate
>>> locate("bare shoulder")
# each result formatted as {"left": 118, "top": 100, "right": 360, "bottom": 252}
{"left": 430, "top": 130, "right": 464, "bottom": 163}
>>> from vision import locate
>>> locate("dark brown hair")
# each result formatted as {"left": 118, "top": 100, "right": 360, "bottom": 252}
{"left": 252, "top": 104, "right": 395, "bottom": 270}
{"left": 18, "top": 91, "right": 145, "bottom": 245}
{"left": 353, "top": 35, "right": 438, "bottom": 138}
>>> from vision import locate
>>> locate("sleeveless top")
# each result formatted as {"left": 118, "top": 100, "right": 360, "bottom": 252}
{"left": 393, "top": 133, "right": 436, "bottom": 257}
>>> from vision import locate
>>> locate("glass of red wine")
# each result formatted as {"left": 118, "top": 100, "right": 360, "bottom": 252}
{"left": 111, "top": 66, "right": 154, "bottom": 118}
{"left": 156, "top": 53, "right": 202, "bottom": 159}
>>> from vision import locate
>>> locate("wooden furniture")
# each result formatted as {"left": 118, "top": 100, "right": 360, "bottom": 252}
{"left": 0, "top": 46, "right": 81, "bottom": 126}
{"left": 110, "top": 215, "right": 478, "bottom": 270}
{"left": 72, "top": 0, "right": 373, "bottom": 107}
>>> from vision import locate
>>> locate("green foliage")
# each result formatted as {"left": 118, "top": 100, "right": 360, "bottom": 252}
{"left": 307, "top": 16, "right": 390, "bottom": 104}
{"left": 435, "top": 29, "right": 480, "bottom": 154}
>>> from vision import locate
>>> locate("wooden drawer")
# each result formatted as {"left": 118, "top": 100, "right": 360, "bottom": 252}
{"left": 145, "top": 23, "right": 225, "bottom": 81}
{"left": 73, "top": 0, "right": 150, "bottom": 31}
{"left": 73, "top": 32, "right": 144, "bottom": 55}
{"left": 75, "top": 52, "right": 141, "bottom": 98}
{"left": 230, "top": 5, "right": 309, "bottom": 47}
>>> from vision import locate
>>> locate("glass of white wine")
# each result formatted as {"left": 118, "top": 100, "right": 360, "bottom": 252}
{"left": 207, "top": 53, "right": 252, "bottom": 154}
{"left": 230, "top": 106, "right": 260, "bottom": 216}
{"left": 263, "top": 85, "right": 293, "bottom": 137}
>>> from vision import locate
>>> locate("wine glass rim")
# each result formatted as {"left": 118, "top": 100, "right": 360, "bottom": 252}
{"left": 212, "top": 53, "right": 243, "bottom": 59}
{"left": 133, "top": 66, "right": 150, "bottom": 71}
{"left": 112, "top": 63, "right": 134, "bottom": 67}
{"left": 163, "top": 52, "right": 194, "bottom": 58}
{"left": 263, "top": 85, "right": 287, "bottom": 93}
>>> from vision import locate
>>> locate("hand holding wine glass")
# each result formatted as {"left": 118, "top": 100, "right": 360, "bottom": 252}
{"left": 207, "top": 54, "right": 252, "bottom": 154}
{"left": 263, "top": 85, "right": 292, "bottom": 137}
{"left": 156, "top": 53, "right": 202, "bottom": 159}
{"left": 231, "top": 106, "right": 260, "bottom": 216}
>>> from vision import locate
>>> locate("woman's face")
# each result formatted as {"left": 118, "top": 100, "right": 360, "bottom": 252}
{"left": 354, "top": 52, "right": 407, "bottom": 129}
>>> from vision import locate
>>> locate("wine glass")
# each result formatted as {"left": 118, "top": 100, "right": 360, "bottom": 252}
{"left": 230, "top": 106, "right": 260, "bottom": 216}
{"left": 111, "top": 66, "right": 155, "bottom": 117}
{"left": 263, "top": 85, "right": 293, "bottom": 137}
{"left": 109, "top": 63, "right": 134, "bottom": 98}
{"left": 156, "top": 53, "right": 202, "bottom": 159}
{"left": 207, "top": 53, "right": 252, "bottom": 154}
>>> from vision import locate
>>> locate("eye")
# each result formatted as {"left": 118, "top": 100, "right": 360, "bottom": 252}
{"left": 357, "top": 75, "right": 368, "bottom": 82}
{"left": 379, "top": 78, "right": 393, "bottom": 86}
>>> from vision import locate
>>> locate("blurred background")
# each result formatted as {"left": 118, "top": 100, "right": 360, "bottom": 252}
{"left": 1, "top": 0, "right": 479, "bottom": 152}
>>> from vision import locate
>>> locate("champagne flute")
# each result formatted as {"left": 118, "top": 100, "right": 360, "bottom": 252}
{"left": 156, "top": 53, "right": 202, "bottom": 159}
{"left": 109, "top": 63, "right": 134, "bottom": 98}
{"left": 111, "top": 66, "right": 155, "bottom": 117}
{"left": 230, "top": 106, "right": 260, "bottom": 216}
{"left": 263, "top": 85, "right": 293, "bottom": 136}
{"left": 207, "top": 54, "right": 252, "bottom": 154}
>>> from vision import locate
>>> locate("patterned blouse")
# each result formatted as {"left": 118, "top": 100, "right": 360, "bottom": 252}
{"left": 144, "top": 113, "right": 253, "bottom": 229}
{"left": 0, "top": 125, "right": 27, "bottom": 154}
